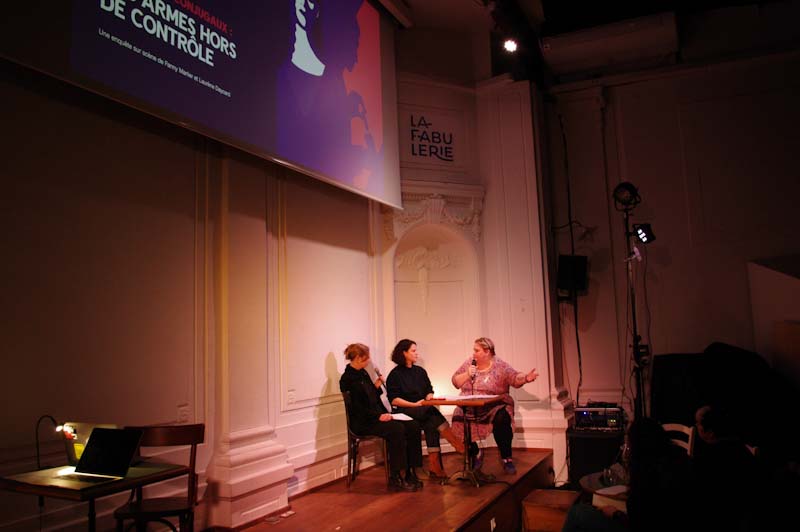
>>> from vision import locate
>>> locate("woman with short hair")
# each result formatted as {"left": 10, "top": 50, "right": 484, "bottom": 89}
{"left": 339, "top": 343, "right": 423, "bottom": 491}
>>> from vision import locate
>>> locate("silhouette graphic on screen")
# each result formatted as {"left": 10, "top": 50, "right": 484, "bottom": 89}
{"left": 292, "top": 0, "right": 326, "bottom": 76}
{"left": 277, "top": 0, "right": 382, "bottom": 192}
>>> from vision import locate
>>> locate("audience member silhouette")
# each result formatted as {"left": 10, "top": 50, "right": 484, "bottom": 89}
{"left": 562, "top": 417, "right": 698, "bottom": 532}
{"left": 693, "top": 404, "right": 760, "bottom": 531}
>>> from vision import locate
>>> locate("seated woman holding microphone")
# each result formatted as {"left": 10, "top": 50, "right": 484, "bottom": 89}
{"left": 386, "top": 339, "right": 466, "bottom": 479}
{"left": 339, "top": 342, "right": 424, "bottom": 491}
{"left": 451, "top": 337, "right": 538, "bottom": 474}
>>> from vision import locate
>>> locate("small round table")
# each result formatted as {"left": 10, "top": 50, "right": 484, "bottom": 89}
{"left": 579, "top": 470, "right": 628, "bottom": 513}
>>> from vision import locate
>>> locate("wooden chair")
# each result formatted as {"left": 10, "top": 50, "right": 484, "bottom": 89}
{"left": 663, "top": 423, "right": 695, "bottom": 457}
{"left": 341, "top": 391, "right": 389, "bottom": 487}
{"left": 114, "top": 424, "right": 205, "bottom": 531}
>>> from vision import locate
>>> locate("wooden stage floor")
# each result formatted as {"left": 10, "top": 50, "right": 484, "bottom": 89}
{"left": 243, "top": 448, "right": 554, "bottom": 532}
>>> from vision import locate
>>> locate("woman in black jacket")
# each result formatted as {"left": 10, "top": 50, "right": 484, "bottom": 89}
{"left": 339, "top": 342, "right": 423, "bottom": 491}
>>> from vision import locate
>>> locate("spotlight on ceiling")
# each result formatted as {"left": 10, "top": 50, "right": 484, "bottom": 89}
{"left": 633, "top": 223, "right": 656, "bottom": 244}
{"left": 503, "top": 38, "right": 518, "bottom": 53}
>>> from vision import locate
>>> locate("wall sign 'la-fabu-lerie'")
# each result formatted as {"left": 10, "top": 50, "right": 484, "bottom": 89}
{"left": 409, "top": 114, "right": 454, "bottom": 162}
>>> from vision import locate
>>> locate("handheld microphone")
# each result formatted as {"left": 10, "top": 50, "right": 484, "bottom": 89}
{"left": 470, "top": 358, "right": 477, "bottom": 381}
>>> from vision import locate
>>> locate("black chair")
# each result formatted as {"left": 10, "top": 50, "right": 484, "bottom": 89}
{"left": 114, "top": 423, "right": 204, "bottom": 531}
{"left": 341, "top": 391, "right": 389, "bottom": 487}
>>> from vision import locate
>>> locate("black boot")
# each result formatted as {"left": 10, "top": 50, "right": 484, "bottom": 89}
{"left": 388, "top": 472, "right": 417, "bottom": 492}
{"left": 405, "top": 467, "right": 423, "bottom": 489}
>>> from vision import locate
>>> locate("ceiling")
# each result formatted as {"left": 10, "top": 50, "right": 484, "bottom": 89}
{"left": 400, "top": 0, "right": 780, "bottom": 36}
{"left": 392, "top": 0, "right": 786, "bottom": 83}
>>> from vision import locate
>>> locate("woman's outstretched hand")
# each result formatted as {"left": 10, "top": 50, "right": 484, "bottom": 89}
{"left": 379, "top": 413, "right": 392, "bottom": 422}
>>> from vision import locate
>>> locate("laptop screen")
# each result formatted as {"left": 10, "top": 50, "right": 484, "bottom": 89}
{"left": 74, "top": 427, "right": 143, "bottom": 478}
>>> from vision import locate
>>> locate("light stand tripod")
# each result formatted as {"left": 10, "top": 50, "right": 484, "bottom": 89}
{"left": 622, "top": 209, "right": 648, "bottom": 419}
{"left": 612, "top": 182, "right": 650, "bottom": 420}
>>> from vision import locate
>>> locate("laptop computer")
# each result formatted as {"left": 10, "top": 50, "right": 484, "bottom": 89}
{"left": 61, "top": 421, "right": 118, "bottom": 466}
{"left": 56, "top": 427, "right": 143, "bottom": 484}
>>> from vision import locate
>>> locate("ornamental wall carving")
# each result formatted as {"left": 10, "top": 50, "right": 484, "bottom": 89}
{"left": 382, "top": 180, "right": 485, "bottom": 245}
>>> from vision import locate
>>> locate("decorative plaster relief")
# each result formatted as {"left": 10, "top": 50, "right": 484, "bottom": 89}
{"left": 396, "top": 246, "right": 457, "bottom": 314}
{"left": 396, "top": 246, "right": 455, "bottom": 271}
{"left": 382, "top": 180, "right": 485, "bottom": 245}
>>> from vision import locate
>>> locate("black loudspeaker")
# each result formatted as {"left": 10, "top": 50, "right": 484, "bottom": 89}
{"left": 557, "top": 255, "right": 588, "bottom": 294}
{"left": 567, "top": 428, "right": 624, "bottom": 483}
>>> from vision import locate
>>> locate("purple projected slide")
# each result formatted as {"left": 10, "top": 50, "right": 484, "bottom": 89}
{"left": 70, "top": 0, "right": 391, "bottom": 205}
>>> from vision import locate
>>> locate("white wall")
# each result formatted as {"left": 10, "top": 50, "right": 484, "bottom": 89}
{"left": 1, "top": 58, "right": 382, "bottom": 529}
{"left": 0, "top": 62, "right": 217, "bottom": 529}
{"left": 269, "top": 170, "right": 384, "bottom": 496}
{"left": 547, "top": 50, "right": 800, "bottom": 413}
{"left": 394, "top": 223, "right": 481, "bottom": 397}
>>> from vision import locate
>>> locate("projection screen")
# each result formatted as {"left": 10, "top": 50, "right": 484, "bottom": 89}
{"left": 0, "top": 0, "right": 402, "bottom": 208}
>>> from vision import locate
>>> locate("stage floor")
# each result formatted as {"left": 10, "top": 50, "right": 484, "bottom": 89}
{"left": 243, "top": 448, "right": 553, "bottom": 532}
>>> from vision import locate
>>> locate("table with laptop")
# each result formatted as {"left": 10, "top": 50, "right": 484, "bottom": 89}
{"left": 0, "top": 427, "right": 189, "bottom": 531}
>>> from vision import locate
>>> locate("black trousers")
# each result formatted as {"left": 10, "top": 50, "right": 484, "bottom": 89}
{"left": 493, "top": 408, "right": 513, "bottom": 459}
{"left": 362, "top": 419, "right": 423, "bottom": 472}
{"left": 397, "top": 405, "right": 447, "bottom": 451}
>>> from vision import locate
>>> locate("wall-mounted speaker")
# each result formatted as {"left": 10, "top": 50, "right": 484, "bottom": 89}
{"left": 557, "top": 254, "right": 588, "bottom": 295}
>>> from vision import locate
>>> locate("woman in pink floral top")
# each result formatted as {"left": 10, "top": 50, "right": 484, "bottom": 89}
{"left": 451, "top": 337, "right": 539, "bottom": 474}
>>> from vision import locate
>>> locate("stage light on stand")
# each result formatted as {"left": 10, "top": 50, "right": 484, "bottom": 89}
{"left": 633, "top": 223, "right": 656, "bottom": 244}
{"left": 613, "top": 182, "right": 641, "bottom": 212}
{"left": 610, "top": 181, "right": 656, "bottom": 420}
{"left": 503, "top": 38, "right": 518, "bottom": 53}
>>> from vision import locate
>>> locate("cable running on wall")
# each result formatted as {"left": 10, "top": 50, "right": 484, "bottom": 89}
{"left": 556, "top": 111, "right": 584, "bottom": 408}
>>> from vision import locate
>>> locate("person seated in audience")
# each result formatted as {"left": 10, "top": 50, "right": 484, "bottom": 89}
{"left": 386, "top": 339, "right": 465, "bottom": 479}
{"left": 693, "top": 404, "right": 760, "bottom": 531}
{"left": 450, "top": 337, "right": 538, "bottom": 474}
{"left": 339, "top": 342, "right": 423, "bottom": 491}
{"left": 562, "top": 417, "right": 698, "bottom": 532}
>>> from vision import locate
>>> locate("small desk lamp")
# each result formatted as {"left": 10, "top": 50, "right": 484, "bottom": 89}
{"left": 35, "top": 415, "right": 64, "bottom": 470}
{"left": 35, "top": 414, "right": 65, "bottom": 510}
